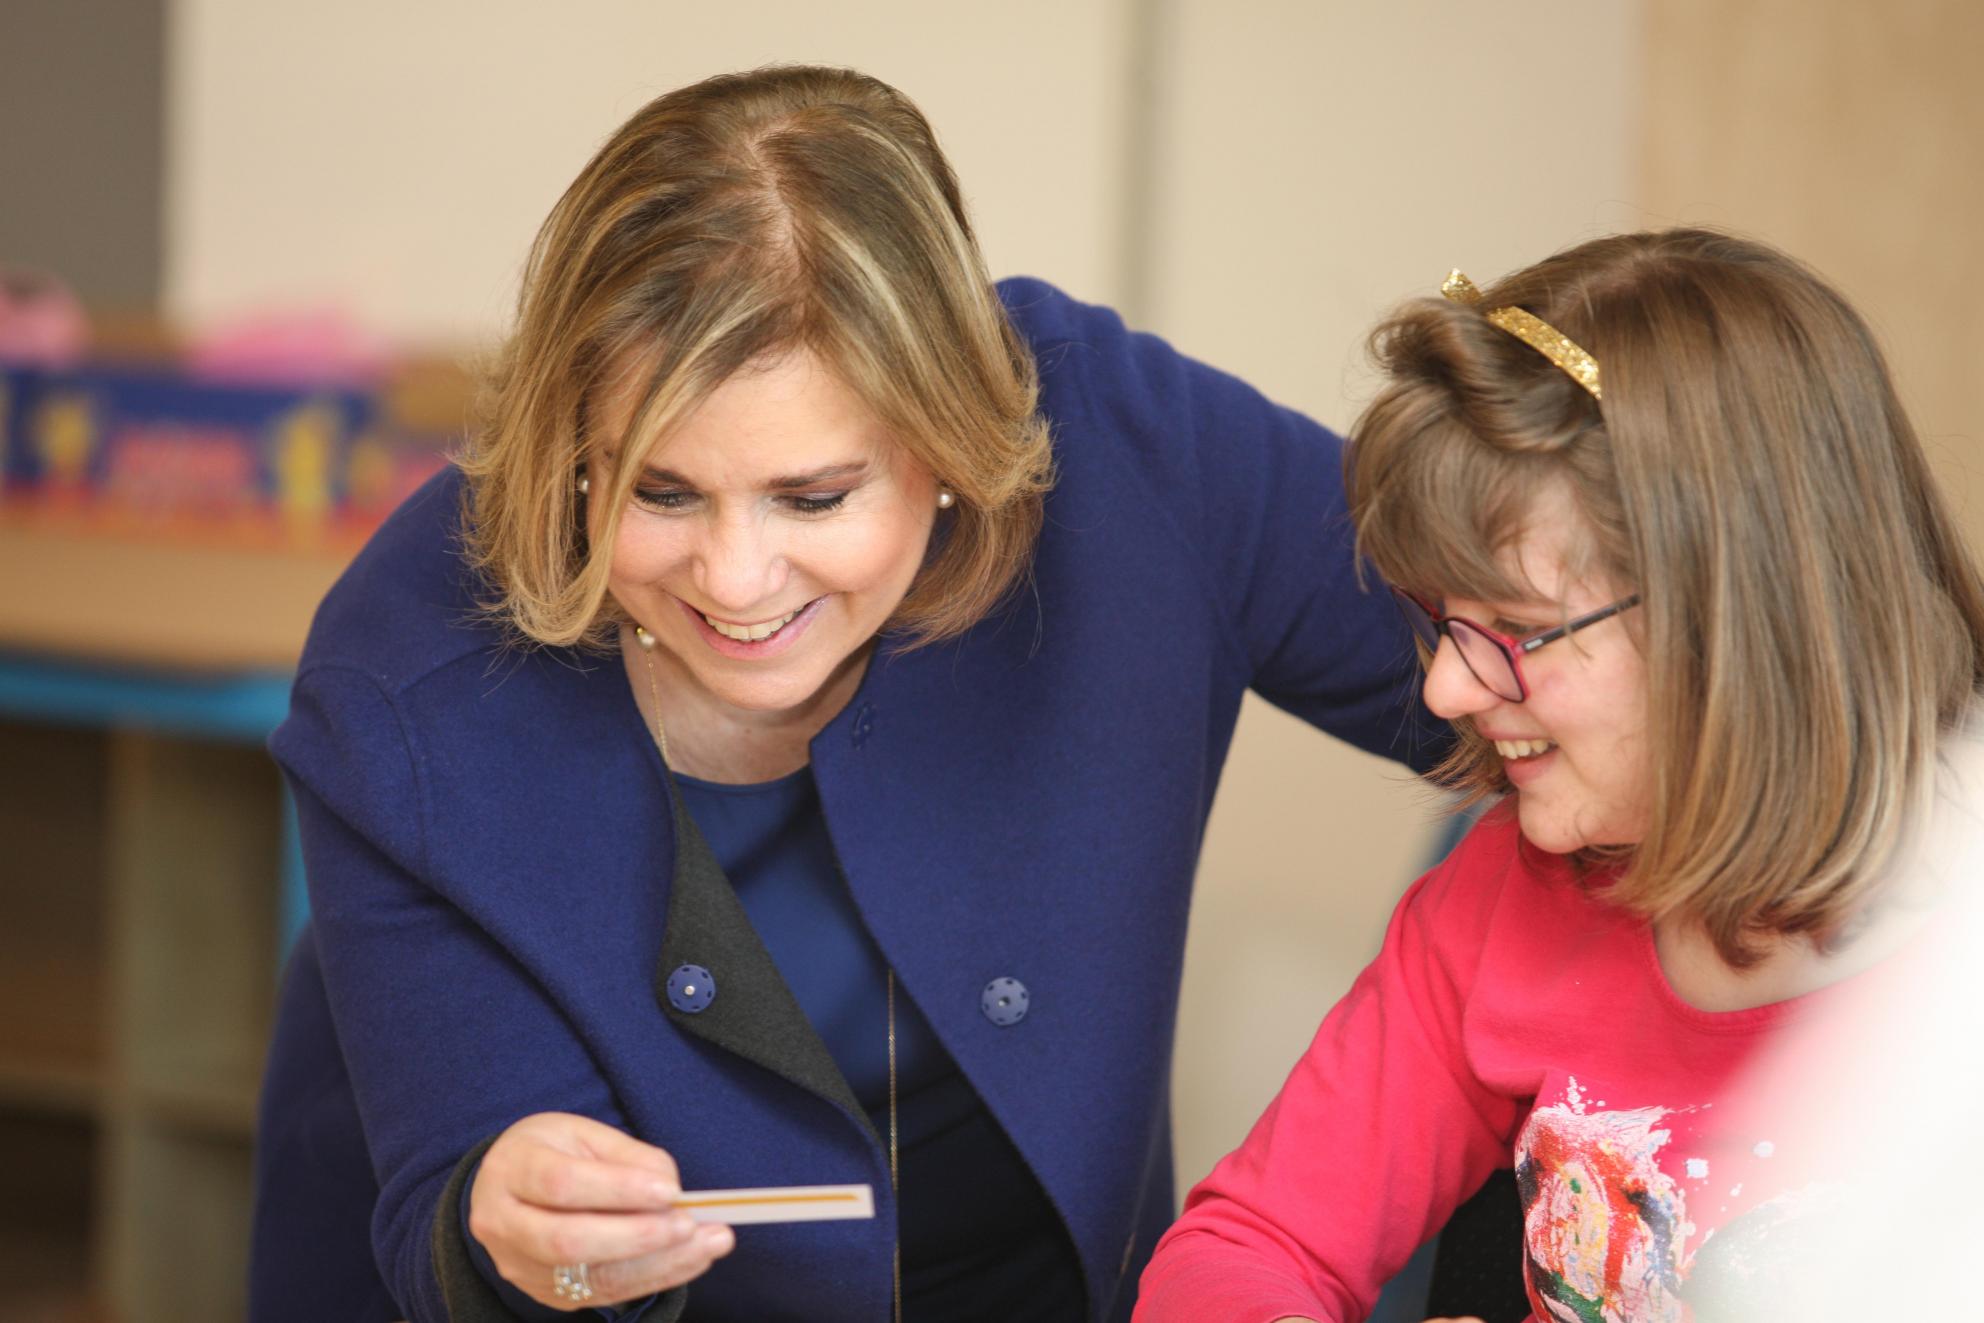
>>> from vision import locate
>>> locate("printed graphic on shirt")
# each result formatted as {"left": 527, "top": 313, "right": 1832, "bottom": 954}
{"left": 1517, "top": 1082, "right": 1687, "bottom": 1323}
{"left": 1514, "top": 1077, "right": 1837, "bottom": 1323}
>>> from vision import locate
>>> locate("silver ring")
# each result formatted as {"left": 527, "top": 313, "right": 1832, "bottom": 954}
{"left": 552, "top": 1262, "right": 595, "bottom": 1302}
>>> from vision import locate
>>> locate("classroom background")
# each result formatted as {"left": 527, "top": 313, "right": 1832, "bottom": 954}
{"left": 1, "top": 2, "right": 1977, "bottom": 1319}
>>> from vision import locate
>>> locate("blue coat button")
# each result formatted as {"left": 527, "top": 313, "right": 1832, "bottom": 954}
{"left": 981, "top": 977, "right": 1029, "bottom": 1027}
{"left": 666, "top": 964, "right": 715, "bottom": 1014}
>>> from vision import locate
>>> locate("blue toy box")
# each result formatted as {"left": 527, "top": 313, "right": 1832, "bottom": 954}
{"left": 0, "top": 364, "right": 449, "bottom": 548}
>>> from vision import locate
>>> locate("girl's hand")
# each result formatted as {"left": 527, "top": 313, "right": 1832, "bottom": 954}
{"left": 467, "top": 1111, "right": 736, "bottom": 1308}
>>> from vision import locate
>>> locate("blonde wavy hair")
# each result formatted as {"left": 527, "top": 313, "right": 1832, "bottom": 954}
{"left": 458, "top": 65, "right": 1054, "bottom": 650}
{"left": 1347, "top": 229, "right": 1984, "bottom": 965}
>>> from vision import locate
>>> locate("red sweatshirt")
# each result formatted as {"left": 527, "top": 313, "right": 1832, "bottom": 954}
{"left": 1137, "top": 810, "right": 1864, "bottom": 1323}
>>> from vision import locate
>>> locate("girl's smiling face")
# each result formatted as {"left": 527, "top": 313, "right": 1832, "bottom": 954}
{"left": 1418, "top": 503, "right": 1651, "bottom": 854}
{"left": 589, "top": 349, "right": 939, "bottom": 724}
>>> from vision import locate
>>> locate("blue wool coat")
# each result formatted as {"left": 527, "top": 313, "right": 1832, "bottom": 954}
{"left": 252, "top": 280, "right": 1444, "bottom": 1322}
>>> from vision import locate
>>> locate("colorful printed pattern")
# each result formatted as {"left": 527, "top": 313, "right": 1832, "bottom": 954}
{"left": 1514, "top": 1077, "right": 1842, "bottom": 1322}
{"left": 1517, "top": 1082, "right": 1690, "bottom": 1322}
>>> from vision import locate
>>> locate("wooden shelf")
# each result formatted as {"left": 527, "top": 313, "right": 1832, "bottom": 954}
{"left": 107, "top": 1122, "right": 256, "bottom": 1323}
{"left": 131, "top": 1074, "right": 260, "bottom": 1140}
{"left": 0, "top": 1287, "right": 111, "bottom": 1323}
{"left": 0, "top": 1242, "right": 108, "bottom": 1323}
{"left": 0, "top": 1108, "right": 107, "bottom": 1323}
{"left": 0, "top": 720, "right": 111, "bottom": 1120}
{"left": 0, "top": 1058, "right": 105, "bottom": 1119}
{"left": 0, "top": 519, "right": 352, "bottom": 672}
{"left": 0, "top": 506, "right": 339, "bottom": 1323}
{"left": 0, "top": 705, "right": 289, "bottom": 1323}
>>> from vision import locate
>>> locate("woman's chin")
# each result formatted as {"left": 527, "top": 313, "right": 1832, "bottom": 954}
{"left": 1515, "top": 796, "right": 1645, "bottom": 854}
{"left": 698, "top": 673, "right": 832, "bottom": 716}
{"left": 1513, "top": 798, "right": 1583, "bottom": 855}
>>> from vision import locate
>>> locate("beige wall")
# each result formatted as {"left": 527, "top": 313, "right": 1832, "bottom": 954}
{"left": 1641, "top": 0, "right": 1984, "bottom": 545}
{"left": 165, "top": 0, "right": 1138, "bottom": 339}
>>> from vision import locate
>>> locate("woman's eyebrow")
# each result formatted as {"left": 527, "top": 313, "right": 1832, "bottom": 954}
{"left": 630, "top": 461, "right": 872, "bottom": 489}
{"left": 766, "top": 461, "right": 870, "bottom": 490}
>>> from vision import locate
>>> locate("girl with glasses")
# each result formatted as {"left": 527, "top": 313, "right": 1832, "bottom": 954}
{"left": 1137, "top": 230, "right": 1984, "bottom": 1323}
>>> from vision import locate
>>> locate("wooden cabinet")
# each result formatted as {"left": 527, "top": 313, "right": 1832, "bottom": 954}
{"left": 0, "top": 523, "right": 349, "bottom": 1322}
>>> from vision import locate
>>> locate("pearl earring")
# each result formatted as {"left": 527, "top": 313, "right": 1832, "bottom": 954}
{"left": 577, "top": 473, "right": 591, "bottom": 495}
{"left": 634, "top": 625, "right": 657, "bottom": 651}
{"left": 936, "top": 489, "right": 955, "bottom": 509}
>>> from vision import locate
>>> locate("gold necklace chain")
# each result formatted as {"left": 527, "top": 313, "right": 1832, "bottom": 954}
{"left": 635, "top": 625, "right": 671, "bottom": 765}
{"left": 634, "top": 625, "right": 900, "bottom": 1323}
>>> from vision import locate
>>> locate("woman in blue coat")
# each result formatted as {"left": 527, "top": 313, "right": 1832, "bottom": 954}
{"left": 251, "top": 66, "right": 1441, "bottom": 1322}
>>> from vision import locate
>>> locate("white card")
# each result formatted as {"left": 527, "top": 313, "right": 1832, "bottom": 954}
{"left": 675, "top": 1183, "right": 876, "bottom": 1225}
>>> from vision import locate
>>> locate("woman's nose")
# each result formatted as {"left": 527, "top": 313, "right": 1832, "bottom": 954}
{"left": 1421, "top": 635, "right": 1503, "bottom": 720}
{"left": 692, "top": 518, "right": 787, "bottom": 613}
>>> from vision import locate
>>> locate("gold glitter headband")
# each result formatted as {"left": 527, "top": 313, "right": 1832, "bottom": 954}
{"left": 1442, "top": 269, "right": 1602, "bottom": 401}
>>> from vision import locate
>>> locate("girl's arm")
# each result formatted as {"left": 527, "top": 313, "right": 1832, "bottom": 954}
{"left": 1134, "top": 826, "right": 1523, "bottom": 1322}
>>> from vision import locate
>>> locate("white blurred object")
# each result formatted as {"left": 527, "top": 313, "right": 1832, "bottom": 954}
{"left": 1689, "top": 725, "right": 1984, "bottom": 1320}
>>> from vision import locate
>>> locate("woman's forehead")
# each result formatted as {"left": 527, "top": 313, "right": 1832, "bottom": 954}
{"left": 592, "top": 346, "right": 896, "bottom": 476}
{"left": 1413, "top": 484, "right": 1605, "bottom": 608}
{"left": 1498, "top": 505, "right": 1585, "bottom": 601}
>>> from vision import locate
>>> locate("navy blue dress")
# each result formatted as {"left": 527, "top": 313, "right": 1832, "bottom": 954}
{"left": 678, "top": 770, "right": 1085, "bottom": 1318}
{"left": 457, "top": 768, "right": 1085, "bottom": 1319}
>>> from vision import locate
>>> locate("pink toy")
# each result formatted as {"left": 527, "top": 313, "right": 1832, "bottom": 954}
{"left": 187, "top": 309, "right": 393, "bottom": 388}
{"left": 0, "top": 266, "right": 88, "bottom": 367}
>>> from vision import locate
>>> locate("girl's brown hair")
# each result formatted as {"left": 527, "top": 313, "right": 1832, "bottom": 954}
{"left": 1347, "top": 229, "right": 1984, "bottom": 964}
{"left": 459, "top": 65, "right": 1053, "bottom": 650}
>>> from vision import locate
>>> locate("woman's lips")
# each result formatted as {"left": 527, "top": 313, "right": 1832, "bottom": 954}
{"left": 1502, "top": 744, "right": 1558, "bottom": 787}
{"left": 677, "top": 595, "right": 826, "bottom": 660}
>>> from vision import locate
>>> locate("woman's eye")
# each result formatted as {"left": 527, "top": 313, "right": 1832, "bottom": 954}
{"left": 633, "top": 488, "right": 696, "bottom": 511}
{"left": 628, "top": 488, "right": 849, "bottom": 514}
{"left": 1493, "top": 618, "right": 1543, "bottom": 639}
{"left": 785, "top": 492, "right": 849, "bottom": 515}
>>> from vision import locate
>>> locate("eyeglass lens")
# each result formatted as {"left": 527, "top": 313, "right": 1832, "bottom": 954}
{"left": 1394, "top": 591, "right": 1441, "bottom": 651}
{"left": 1392, "top": 590, "right": 1525, "bottom": 702}
{"left": 1447, "top": 620, "right": 1525, "bottom": 702}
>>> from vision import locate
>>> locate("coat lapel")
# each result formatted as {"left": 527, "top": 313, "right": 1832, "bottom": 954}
{"left": 654, "top": 781, "right": 879, "bottom": 1148}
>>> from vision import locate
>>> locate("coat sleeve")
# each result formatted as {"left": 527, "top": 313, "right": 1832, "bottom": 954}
{"left": 272, "top": 662, "right": 678, "bottom": 1323}
{"left": 1009, "top": 279, "right": 1447, "bottom": 773}
{"left": 1131, "top": 826, "right": 1524, "bottom": 1323}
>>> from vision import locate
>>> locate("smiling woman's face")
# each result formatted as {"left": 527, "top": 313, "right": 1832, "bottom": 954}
{"left": 1417, "top": 496, "right": 1652, "bottom": 854}
{"left": 588, "top": 349, "right": 939, "bottom": 722}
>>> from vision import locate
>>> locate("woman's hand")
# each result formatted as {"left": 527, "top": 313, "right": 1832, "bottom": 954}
{"left": 467, "top": 1111, "right": 736, "bottom": 1308}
